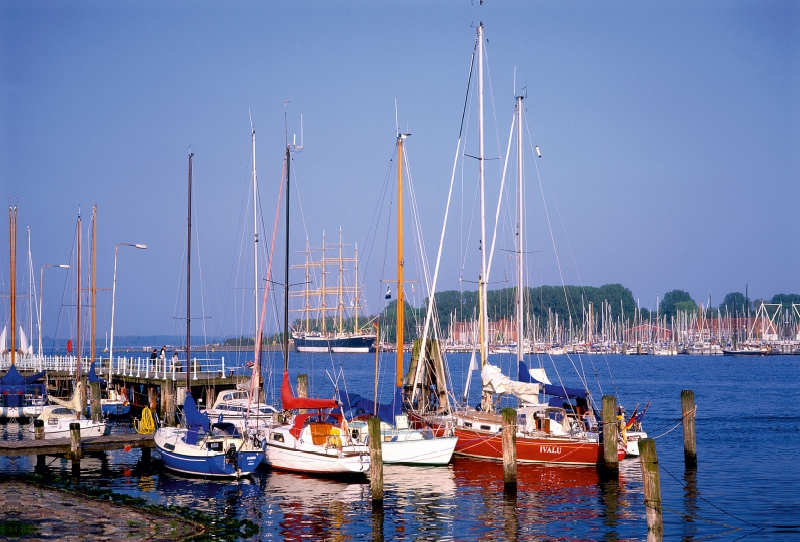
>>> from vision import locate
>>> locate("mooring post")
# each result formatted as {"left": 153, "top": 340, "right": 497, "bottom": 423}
{"left": 148, "top": 385, "right": 157, "bottom": 413}
{"left": 297, "top": 374, "right": 309, "bottom": 414}
{"left": 502, "top": 407, "right": 517, "bottom": 489}
{"left": 639, "top": 438, "right": 663, "bottom": 536}
{"left": 602, "top": 395, "right": 619, "bottom": 471}
{"left": 681, "top": 389, "right": 697, "bottom": 467}
{"left": 368, "top": 416, "right": 384, "bottom": 503}
{"left": 163, "top": 378, "right": 176, "bottom": 426}
{"left": 90, "top": 379, "right": 102, "bottom": 422}
{"left": 34, "top": 418, "right": 44, "bottom": 440}
{"left": 69, "top": 422, "right": 82, "bottom": 463}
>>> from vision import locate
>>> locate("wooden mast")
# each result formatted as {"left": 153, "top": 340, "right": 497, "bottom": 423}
{"left": 186, "top": 153, "right": 193, "bottom": 392}
{"left": 396, "top": 133, "right": 408, "bottom": 389}
{"left": 76, "top": 209, "right": 82, "bottom": 381}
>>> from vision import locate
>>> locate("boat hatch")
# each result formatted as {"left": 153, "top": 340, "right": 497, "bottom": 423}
{"left": 310, "top": 423, "right": 334, "bottom": 446}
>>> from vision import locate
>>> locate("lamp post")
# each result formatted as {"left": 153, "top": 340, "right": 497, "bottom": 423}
{"left": 109, "top": 243, "right": 147, "bottom": 380}
{"left": 39, "top": 264, "right": 69, "bottom": 360}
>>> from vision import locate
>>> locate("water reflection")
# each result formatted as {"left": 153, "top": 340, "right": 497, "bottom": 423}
{"left": 682, "top": 466, "right": 698, "bottom": 542}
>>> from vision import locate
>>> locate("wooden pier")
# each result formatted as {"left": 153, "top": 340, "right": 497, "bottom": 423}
{"left": 0, "top": 432, "right": 154, "bottom": 458}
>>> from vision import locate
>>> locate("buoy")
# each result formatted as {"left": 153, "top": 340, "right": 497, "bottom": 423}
{"left": 124, "top": 444, "right": 132, "bottom": 452}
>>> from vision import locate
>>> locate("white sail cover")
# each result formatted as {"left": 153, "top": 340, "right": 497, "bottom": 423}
{"left": 0, "top": 326, "right": 6, "bottom": 353}
{"left": 481, "top": 363, "right": 540, "bottom": 405}
{"left": 527, "top": 367, "right": 552, "bottom": 385}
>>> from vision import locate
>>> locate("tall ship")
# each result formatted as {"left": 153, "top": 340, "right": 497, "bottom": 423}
{"left": 290, "top": 229, "right": 376, "bottom": 353}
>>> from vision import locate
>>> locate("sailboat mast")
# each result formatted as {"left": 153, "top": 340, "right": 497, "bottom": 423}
{"left": 477, "top": 22, "right": 488, "bottom": 369}
{"left": 396, "top": 133, "right": 408, "bottom": 389}
{"left": 8, "top": 206, "right": 16, "bottom": 365}
{"left": 515, "top": 94, "right": 524, "bottom": 364}
{"left": 76, "top": 209, "right": 82, "bottom": 380}
{"left": 186, "top": 153, "right": 194, "bottom": 391}
{"left": 283, "top": 144, "right": 291, "bottom": 372}
{"left": 90, "top": 205, "right": 97, "bottom": 366}
{"left": 252, "top": 129, "right": 259, "bottom": 353}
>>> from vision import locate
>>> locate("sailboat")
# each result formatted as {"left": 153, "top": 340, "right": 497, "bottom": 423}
{"left": 260, "top": 142, "right": 370, "bottom": 476}
{"left": 154, "top": 153, "right": 264, "bottom": 478}
{"left": 32, "top": 207, "right": 108, "bottom": 437}
{"left": 415, "top": 25, "right": 621, "bottom": 465}
{"left": 337, "top": 133, "right": 457, "bottom": 465}
{"left": 290, "top": 230, "right": 376, "bottom": 353}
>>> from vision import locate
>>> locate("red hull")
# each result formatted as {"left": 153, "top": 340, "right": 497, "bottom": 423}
{"left": 454, "top": 427, "right": 608, "bottom": 465}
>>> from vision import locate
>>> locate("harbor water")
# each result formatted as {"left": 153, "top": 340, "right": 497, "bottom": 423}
{"left": 2, "top": 352, "right": 799, "bottom": 541}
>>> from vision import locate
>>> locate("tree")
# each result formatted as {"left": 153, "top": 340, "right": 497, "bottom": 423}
{"left": 659, "top": 290, "right": 695, "bottom": 318}
{"left": 719, "top": 292, "right": 749, "bottom": 314}
{"left": 771, "top": 293, "right": 800, "bottom": 311}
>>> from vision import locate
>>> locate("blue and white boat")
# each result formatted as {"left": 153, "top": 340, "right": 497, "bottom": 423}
{"left": 154, "top": 394, "right": 264, "bottom": 478}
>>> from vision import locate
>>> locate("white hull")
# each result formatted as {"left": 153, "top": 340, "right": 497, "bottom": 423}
{"left": 296, "top": 346, "right": 330, "bottom": 353}
{"left": 380, "top": 434, "right": 457, "bottom": 465}
{"left": 262, "top": 423, "right": 369, "bottom": 475}
{"left": 330, "top": 346, "right": 371, "bottom": 353}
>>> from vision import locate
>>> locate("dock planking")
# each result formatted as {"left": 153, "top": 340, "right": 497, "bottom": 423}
{"left": 0, "top": 432, "right": 154, "bottom": 458}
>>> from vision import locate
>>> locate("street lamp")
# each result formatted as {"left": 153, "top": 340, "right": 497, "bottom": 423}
{"left": 39, "top": 264, "right": 70, "bottom": 361}
{"left": 109, "top": 243, "right": 147, "bottom": 380}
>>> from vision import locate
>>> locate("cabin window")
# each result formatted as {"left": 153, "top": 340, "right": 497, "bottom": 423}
{"left": 464, "top": 422, "right": 473, "bottom": 428}
{"left": 272, "top": 433, "right": 284, "bottom": 443}
{"left": 480, "top": 425, "right": 492, "bottom": 431}
{"left": 207, "top": 441, "right": 223, "bottom": 452}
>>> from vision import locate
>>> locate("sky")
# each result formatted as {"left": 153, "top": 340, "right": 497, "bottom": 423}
{"left": 1, "top": 0, "right": 798, "bottom": 342}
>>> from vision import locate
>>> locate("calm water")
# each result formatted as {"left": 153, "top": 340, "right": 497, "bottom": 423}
{"left": 2, "top": 352, "right": 799, "bottom": 541}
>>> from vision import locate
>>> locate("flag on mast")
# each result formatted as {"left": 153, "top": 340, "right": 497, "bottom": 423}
{"left": 385, "top": 287, "right": 392, "bottom": 300}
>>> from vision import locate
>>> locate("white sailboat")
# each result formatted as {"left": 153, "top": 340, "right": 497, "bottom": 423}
{"left": 260, "top": 140, "right": 370, "bottom": 476}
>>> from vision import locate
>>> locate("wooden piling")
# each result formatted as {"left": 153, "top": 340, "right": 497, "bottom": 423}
{"left": 602, "top": 395, "right": 618, "bottom": 471}
{"left": 163, "top": 379, "right": 176, "bottom": 426}
{"left": 297, "top": 374, "right": 308, "bottom": 414}
{"left": 205, "top": 387, "right": 215, "bottom": 411}
{"left": 681, "top": 389, "right": 697, "bottom": 467}
{"left": 638, "top": 438, "right": 663, "bottom": 536}
{"left": 90, "top": 380, "right": 102, "bottom": 422}
{"left": 368, "top": 416, "right": 383, "bottom": 503}
{"left": 34, "top": 419, "right": 44, "bottom": 440}
{"left": 501, "top": 408, "right": 517, "bottom": 488}
{"left": 147, "top": 385, "right": 157, "bottom": 412}
{"left": 68, "top": 422, "right": 82, "bottom": 463}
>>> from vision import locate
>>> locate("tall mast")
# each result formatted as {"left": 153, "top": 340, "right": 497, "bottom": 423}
{"left": 515, "top": 94, "right": 524, "bottom": 364}
{"left": 354, "top": 243, "right": 359, "bottom": 332}
{"left": 252, "top": 128, "right": 259, "bottom": 353}
{"left": 338, "top": 228, "right": 343, "bottom": 334}
{"left": 90, "top": 205, "right": 97, "bottom": 366}
{"left": 76, "top": 209, "right": 82, "bottom": 380}
{"left": 283, "top": 144, "right": 291, "bottom": 372}
{"left": 477, "top": 23, "right": 488, "bottom": 369}
{"left": 8, "top": 206, "right": 16, "bottom": 365}
{"left": 396, "top": 133, "right": 408, "bottom": 389}
{"left": 186, "top": 153, "right": 193, "bottom": 391}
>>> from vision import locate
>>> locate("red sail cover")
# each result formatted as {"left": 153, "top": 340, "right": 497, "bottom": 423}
{"left": 280, "top": 371, "right": 338, "bottom": 411}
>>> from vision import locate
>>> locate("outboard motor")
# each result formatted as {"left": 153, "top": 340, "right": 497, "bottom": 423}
{"left": 225, "top": 443, "right": 238, "bottom": 470}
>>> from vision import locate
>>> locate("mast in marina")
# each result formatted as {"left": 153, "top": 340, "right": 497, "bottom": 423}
{"left": 186, "top": 153, "right": 193, "bottom": 392}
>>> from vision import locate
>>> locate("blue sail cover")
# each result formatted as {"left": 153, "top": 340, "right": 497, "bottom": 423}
{"left": 87, "top": 362, "right": 105, "bottom": 383}
{"left": 0, "top": 365, "right": 46, "bottom": 387}
{"left": 518, "top": 359, "right": 588, "bottom": 400}
{"left": 183, "top": 394, "right": 210, "bottom": 432}
{"left": 336, "top": 387, "right": 402, "bottom": 425}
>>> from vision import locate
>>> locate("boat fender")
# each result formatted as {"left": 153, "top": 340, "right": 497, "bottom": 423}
{"left": 340, "top": 418, "right": 349, "bottom": 442}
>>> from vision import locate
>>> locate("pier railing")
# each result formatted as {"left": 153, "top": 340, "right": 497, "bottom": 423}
{"left": 0, "top": 354, "right": 236, "bottom": 381}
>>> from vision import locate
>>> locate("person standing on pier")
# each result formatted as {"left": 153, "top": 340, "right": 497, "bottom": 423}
{"left": 171, "top": 351, "right": 180, "bottom": 372}
{"left": 150, "top": 348, "right": 158, "bottom": 370}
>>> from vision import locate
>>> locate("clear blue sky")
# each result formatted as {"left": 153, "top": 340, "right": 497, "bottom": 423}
{"left": 1, "top": 1, "right": 798, "bottom": 341}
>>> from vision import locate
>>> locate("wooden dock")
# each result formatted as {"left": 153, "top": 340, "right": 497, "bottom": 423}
{"left": 0, "top": 432, "right": 154, "bottom": 458}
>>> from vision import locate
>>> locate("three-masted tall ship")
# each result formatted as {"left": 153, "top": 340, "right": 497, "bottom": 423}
{"left": 290, "top": 229, "right": 376, "bottom": 353}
